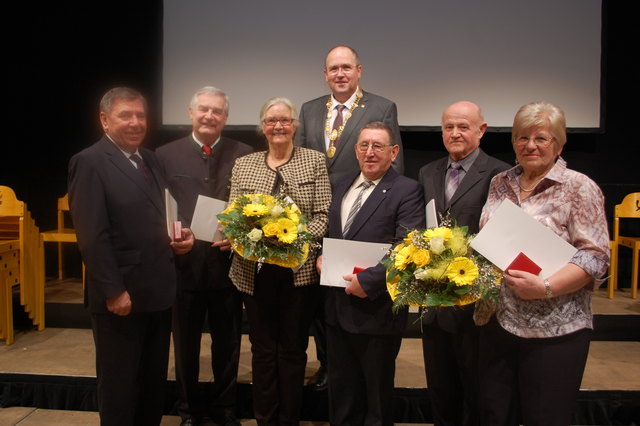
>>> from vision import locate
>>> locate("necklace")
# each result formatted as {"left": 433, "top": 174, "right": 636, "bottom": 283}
{"left": 324, "top": 89, "right": 363, "bottom": 158}
{"left": 517, "top": 175, "right": 544, "bottom": 192}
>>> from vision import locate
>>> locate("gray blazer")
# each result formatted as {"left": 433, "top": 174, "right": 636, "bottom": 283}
{"left": 294, "top": 90, "right": 404, "bottom": 184}
{"left": 417, "top": 148, "right": 510, "bottom": 330}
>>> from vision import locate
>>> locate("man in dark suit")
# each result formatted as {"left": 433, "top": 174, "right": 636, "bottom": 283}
{"left": 417, "top": 101, "right": 510, "bottom": 426}
{"left": 68, "top": 87, "right": 194, "bottom": 426}
{"left": 295, "top": 44, "right": 404, "bottom": 391}
{"left": 319, "top": 122, "right": 424, "bottom": 425}
{"left": 156, "top": 86, "right": 253, "bottom": 426}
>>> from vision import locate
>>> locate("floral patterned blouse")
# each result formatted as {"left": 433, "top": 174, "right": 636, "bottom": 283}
{"left": 478, "top": 157, "right": 610, "bottom": 338}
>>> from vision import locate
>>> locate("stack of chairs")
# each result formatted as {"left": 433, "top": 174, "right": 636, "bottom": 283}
{"left": 0, "top": 185, "right": 45, "bottom": 345}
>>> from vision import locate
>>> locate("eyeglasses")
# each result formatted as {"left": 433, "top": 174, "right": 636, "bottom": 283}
{"left": 515, "top": 136, "right": 554, "bottom": 147}
{"left": 356, "top": 142, "right": 393, "bottom": 153}
{"left": 263, "top": 118, "right": 294, "bottom": 127}
{"left": 326, "top": 64, "right": 359, "bottom": 75}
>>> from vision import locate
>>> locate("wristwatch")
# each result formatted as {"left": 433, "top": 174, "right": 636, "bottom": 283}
{"left": 544, "top": 279, "right": 553, "bottom": 298}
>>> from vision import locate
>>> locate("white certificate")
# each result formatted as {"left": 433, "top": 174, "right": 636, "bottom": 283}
{"left": 470, "top": 199, "right": 577, "bottom": 278}
{"left": 191, "top": 194, "right": 227, "bottom": 242}
{"left": 320, "top": 238, "right": 391, "bottom": 287}
{"left": 426, "top": 198, "right": 438, "bottom": 228}
{"left": 165, "top": 189, "right": 179, "bottom": 239}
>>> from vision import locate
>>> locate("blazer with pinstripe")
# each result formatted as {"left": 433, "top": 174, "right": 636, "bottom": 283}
{"left": 227, "top": 147, "right": 331, "bottom": 295}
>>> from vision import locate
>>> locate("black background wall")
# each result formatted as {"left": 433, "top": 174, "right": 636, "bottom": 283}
{"left": 4, "top": 0, "right": 638, "bottom": 244}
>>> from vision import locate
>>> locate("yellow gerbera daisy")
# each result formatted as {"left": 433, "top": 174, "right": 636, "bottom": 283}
{"left": 445, "top": 257, "right": 479, "bottom": 286}
{"left": 394, "top": 244, "right": 416, "bottom": 270}
{"left": 423, "top": 227, "right": 453, "bottom": 242}
{"left": 243, "top": 203, "right": 269, "bottom": 217}
{"left": 276, "top": 218, "right": 298, "bottom": 244}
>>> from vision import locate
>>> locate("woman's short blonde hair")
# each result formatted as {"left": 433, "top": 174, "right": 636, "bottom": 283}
{"left": 257, "top": 97, "right": 298, "bottom": 135}
{"left": 512, "top": 101, "right": 567, "bottom": 148}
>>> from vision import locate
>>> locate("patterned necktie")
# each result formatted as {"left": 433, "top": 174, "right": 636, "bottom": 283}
{"left": 202, "top": 144, "right": 212, "bottom": 156}
{"left": 130, "top": 154, "right": 152, "bottom": 184}
{"left": 445, "top": 162, "right": 461, "bottom": 204}
{"left": 343, "top": 180, "right": 374, "bottom": 236}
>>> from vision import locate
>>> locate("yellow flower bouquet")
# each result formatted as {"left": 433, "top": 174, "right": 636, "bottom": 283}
{"left": 381, "top": 218, "right": 501, "bottom": 313}
{"left": 217, "top": 193, "right": 315, "bottom": 269}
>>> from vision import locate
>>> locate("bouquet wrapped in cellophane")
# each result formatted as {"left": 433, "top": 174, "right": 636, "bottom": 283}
{"left": 217, "top": 193, "right": 316, "bottom": 270}
{"left": 382, "top": 217, "right": 502, "bottom": 314}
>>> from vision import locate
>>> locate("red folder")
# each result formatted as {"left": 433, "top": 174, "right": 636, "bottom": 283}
{"left": 506, "top": 252, "right": 541, "bottom": 275}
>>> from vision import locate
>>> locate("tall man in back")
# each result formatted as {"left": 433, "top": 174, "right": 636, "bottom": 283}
{"left": 156, "top": 86, "right": 253, "bottom": 426}
{"left": 418, "top": 101, "right": 510, "bottom": 426}
{"left": 321, "top": 122, "right": 424, "bottom": 425}
{"left": 295, "top": 44, "right": 404, "bottom": 390}
{"left": 68, "top": 87, "right": 194, "bottom": 426}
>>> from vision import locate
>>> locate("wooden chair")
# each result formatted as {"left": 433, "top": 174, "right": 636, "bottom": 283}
{"left": 41, "top": 194, "right": 83, "bottom": 281}
{"left": 608, "top": 192, "right": 640, "bottom": 299}
{"left": 0, "top": 186, "right": 45, "bottom": 345}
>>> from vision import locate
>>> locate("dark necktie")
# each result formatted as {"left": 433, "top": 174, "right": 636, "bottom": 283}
{"left": 343, "top": 180, "right": 374, "bottom": 236}
{"left": 130, "top": 154, "right": 152, "bottom": 184}
{"left": 333, "top": 104, "right": 346, "bottom": 131}
{"left": 445, "top": 162, "right": 461, "bottom": 204}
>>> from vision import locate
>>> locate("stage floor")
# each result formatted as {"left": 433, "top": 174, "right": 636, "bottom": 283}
{"left": 0, "top": 279, "right": 638, "bottom": 425}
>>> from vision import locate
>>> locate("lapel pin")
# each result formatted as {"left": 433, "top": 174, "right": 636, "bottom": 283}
{"left": 382, "top": 189, "right": 387, "bottom": 193}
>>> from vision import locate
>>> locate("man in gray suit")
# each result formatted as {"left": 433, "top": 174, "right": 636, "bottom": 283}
{"left": 418, "top": 101, "right": 510, "bottom": 426}
{"left": 295, "top": 45, "right": 404, "bottom": 185}
{"left": 295, "top": 45, "right": 404, "bottom": 390}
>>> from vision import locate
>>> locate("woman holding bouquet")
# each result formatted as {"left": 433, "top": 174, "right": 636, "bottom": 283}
{"left": 224, "top": 97, "right": 331, "bottom": 425}
{"left": 475, "top": 101, "right": 609, "bottom": 426}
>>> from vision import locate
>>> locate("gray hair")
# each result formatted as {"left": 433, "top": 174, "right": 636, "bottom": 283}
{"left": 257, "top": 97, "right": 299, "bottom": 135}
{"left": 189, "top": 86, "right": 230, "bottom": 115}
{"left": 512, "top": 101, "right": 567, "bottom": 148}
{"left": 358, "top": 121, "right": 394, "bottom": 145}
{"left": 99, "top": 87, "right": 147, "bottom": 114}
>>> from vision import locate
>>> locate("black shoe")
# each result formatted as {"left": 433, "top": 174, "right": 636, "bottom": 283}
{"left": 306, "top": 365, "right": 328, "bottom": 391}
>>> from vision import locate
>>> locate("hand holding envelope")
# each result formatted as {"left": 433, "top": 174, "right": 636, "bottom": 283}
{"left": 470, "top": 199, "right": 577, "bottom": 279}
{"left": 320, "top": 238, "right": 391, "bottom": 288}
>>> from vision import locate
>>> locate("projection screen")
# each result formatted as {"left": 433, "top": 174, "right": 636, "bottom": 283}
{"left": 163, "top": 0, "right": 602, "bottom": 129}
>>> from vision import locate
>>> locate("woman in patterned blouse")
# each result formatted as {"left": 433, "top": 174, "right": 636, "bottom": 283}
{"left": 225, "top": 97, "right": 331, "bottom": 425}
{"left": 475, "top": 101, "right": 610, "bottom": 426}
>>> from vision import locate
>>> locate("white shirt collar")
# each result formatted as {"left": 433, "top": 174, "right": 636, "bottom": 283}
{"left": 105, "top": 133, "right": 140, "bottom": 158}
{"left": 331, "top": 87, "right": 360, "bottom": 110}
{"left": 192, "top": 132, "right": 221, "bottom": 150}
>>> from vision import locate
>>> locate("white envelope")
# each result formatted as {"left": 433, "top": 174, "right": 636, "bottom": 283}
{"left": 426, "top": 198, "right": 438, "bottom": 228}
{"left": 470, "top": 199, "right": 577, "bottom": 278}
{"left": 165, "top": 189, "right": 179, "bottom": 239}
{"left": 320, "top": 238, "right": 391, "bottom": 287}
{"left": 191, "top": 195, "right": 227, "bottom": 242}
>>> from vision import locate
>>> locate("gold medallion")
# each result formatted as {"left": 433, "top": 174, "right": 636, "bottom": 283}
{"left": 327, "top": 145, "right": 336, "bottom": 158}
{"left": 330, "top": 129, "right": 338, "bottom": 141}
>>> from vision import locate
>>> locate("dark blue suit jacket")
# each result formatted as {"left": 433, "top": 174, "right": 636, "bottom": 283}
{"left": 68, "top": 136, "right": 177, "bottom": 313}
{"left": 324, "top": 168, "right": 425, "bottom": 335}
